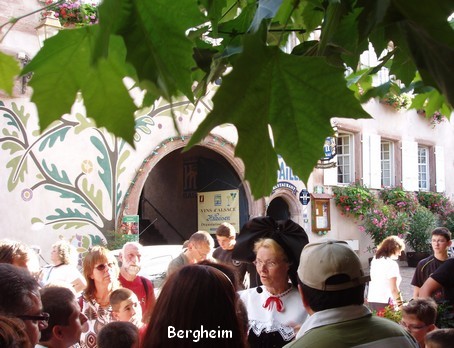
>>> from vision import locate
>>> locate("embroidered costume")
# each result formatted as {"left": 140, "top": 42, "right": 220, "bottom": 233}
{"left": 240, "top": 285, "right": 308, "bottom": 348}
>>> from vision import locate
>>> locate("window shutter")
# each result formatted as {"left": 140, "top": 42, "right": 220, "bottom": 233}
{"left": 401, "top": 141, "right": 418, "bottom": 191}
{"left": 435, "top": 146, "right": 445, "bottom": 192}
{"left": 323, "top": 165, "right": 337, "bottom": 186}
{"left": 362, "top": 134, "right": 381, "bottom": 189}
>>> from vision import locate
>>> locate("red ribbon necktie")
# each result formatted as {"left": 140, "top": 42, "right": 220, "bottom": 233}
{"left": 263, "top": 296, "right": 284, "bottom": 312}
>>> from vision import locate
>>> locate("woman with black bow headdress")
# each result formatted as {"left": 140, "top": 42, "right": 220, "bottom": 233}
{"left": 232, "top": 217, "right": 309, "bottom": 348}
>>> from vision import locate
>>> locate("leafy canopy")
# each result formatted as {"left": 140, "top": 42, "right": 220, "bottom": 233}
{"left": 1, "top": 0, "right": 453, "bottom": 198}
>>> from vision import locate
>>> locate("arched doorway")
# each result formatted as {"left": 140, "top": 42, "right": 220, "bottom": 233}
{"left": 138, "top": 145, "right": 249, "bottom": 245}
{"left": 266, "top": 197, "right": 290, "bottom": 220}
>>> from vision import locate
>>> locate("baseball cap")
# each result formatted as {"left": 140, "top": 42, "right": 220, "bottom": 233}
{"left": 297, "top": 240, "right": 370, "bottom": 291}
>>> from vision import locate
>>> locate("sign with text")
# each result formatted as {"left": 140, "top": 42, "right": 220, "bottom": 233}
{"left": 197, "top": 190, "right": 240, "bottom": 233}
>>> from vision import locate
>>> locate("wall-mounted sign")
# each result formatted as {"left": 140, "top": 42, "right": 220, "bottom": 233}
{"left": 197, "top": 190, "right": 240, "bottom": 233}
{"left": 120, "top": 215, "right": 139, "bottom": 242}
{"left": 271, "top": 181, "right": 298, "bottom": 195}
{"left": 299, "top": 189, "right": 310, "bottom": 205}
{"left": 316, "top": 136, "right": 337, "bottom": 169}
{"left": 277, "top": 155, "right": 299, "bottom": 181}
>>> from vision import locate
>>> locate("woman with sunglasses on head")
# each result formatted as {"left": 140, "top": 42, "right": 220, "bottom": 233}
{"left": 79, "top": 246, "right": 120, "bottom": 348}
{"left": 233, "top": 217, "right": 309, "bottom": 348}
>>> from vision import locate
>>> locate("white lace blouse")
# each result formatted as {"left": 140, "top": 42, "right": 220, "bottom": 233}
{"left": 239, "top": 285, "right": 308, "bottom": 342}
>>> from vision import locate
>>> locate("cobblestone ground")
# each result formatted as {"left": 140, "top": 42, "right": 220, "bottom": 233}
{"left": 398, "top": 260, "right": 416, "bottom": 302}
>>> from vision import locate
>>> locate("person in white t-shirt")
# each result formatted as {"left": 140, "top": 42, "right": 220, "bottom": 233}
{"left": 40, "top": 240, "right": 86, "bottom": 294}
{"left": 367, "top": 235, "right": 406, "bottom": 311}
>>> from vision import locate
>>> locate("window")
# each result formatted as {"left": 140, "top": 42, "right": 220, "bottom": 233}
{"left": 418, "top": 146, "right": 430, "bottom": 191}
{"left": 381, "top": 141, "right": 394, "bottom": 187}
{"left": 337, "top": 134, "right": 353, "bottom": 184}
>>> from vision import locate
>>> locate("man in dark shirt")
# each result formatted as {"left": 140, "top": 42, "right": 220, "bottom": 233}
{"left": 411, "top": 227, "right": 451, "bottom": 299}
{"left": 420, "top": 258, "right": 454, "bottom": 308}
{"left": 213, "top": 222, "right": 248, "bottom": 288}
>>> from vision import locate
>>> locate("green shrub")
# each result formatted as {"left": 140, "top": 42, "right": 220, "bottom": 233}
{"left": 406, "top": 206, "right": 437, "bottom": 253}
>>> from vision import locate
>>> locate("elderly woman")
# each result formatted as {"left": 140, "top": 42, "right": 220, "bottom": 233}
{"left": 233, "top": 217, "right": 309, "bottom": 348}
{"left": 79, "top": 246, "right": 120, "bottom": 348}
{"left": 40, "top": 240, "right": 86, "bottom": 293}
{"left": 367, "top": 235, "right": 406, "bottom": 311}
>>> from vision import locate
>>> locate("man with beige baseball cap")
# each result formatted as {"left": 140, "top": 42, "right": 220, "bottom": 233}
{"left": 284, "top": 240, "right": 418, "bottom": 348}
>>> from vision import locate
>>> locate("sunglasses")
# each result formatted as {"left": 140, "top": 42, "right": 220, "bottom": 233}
{"left": 17, "top": 312, "right": 50, "bottom": 323}
{"left": 94, "top": 262, "right": 114, "bottom": 271}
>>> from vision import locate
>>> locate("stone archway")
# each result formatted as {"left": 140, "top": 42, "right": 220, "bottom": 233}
{"left": 118, "top": 134, "right": 264, "bottom": 242}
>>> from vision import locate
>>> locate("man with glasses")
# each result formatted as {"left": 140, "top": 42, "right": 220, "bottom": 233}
{"left": 37, "top": 286, "right": 88, "bottom": 348}
{"left": 400, "top": 298, "right": 438, "bottom": 348}
{"left": 167, "top": 231, "right": 214, "bottom": 276}
{"left": 0, "top": 263, "right": 48, "bottom": 346}
{"left": 411, "top": 227, "right": 452, "bottom": 299}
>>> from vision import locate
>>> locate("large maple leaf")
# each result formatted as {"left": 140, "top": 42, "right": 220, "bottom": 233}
{"left": 22, "top": 27, "right": 137, "bottom": 144}
{"left": 188, "top": 31, "right": 370, "bottom": 198}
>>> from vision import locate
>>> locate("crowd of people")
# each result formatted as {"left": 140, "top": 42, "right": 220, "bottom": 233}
{"left": 0, "top": 221, "right": 453, "bottom": 348}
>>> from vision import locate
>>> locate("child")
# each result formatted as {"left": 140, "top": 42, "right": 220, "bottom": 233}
{"left": 110, "top": 288, "right": 143, "bottom": 329}
{"left": 401, "top": 298, "right": 438, "bottom": 347}
{"left": 425, "top": 328, "right": 454, "bottom": 348}
{"left": 97, "top": 321, "right": 139, "bottom": 348}
{"left": 213, "top": 222, "right": 248, "bottom": 288}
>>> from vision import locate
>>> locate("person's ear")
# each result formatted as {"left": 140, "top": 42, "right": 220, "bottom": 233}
{"left": 427, "top": 323, "right": 437, "bottom": 333}
{"left": 298, "top": 284, "right": 313, "bottom": 315}
{"left": 112, "top": 311, "right": 120, "bottom": 320}
{"left": 52, "top": 325, "right": 64, "bottom": 340}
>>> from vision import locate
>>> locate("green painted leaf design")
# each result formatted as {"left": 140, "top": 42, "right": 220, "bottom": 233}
{"left": 38, "top": 127, "right": 72, "bottom": 150}
{"left": 42, "top": 160, "right": 71, "bottom": 184}
{"left": 74, "top": 113, "right": 96, "bottom": 134}
{"left": 133, "top": 115, "right": 154, "bottom": 142}
{"left": 5, "top": 155, "right": 28, "bottom": 191}
{"left": 52, "top": 221, "right": 90, "bottom": 230}
{"left": 47, "top": 207, "right": 94, "bottom": 222}
{"left": 90, "top": 136, "right": 112, "bottom": 198}
{"left": 81, "top": 177, "right": 104, "bottom": 212}
{"left": 11, "top": 103, "right": 30, "bottom": 128}
{"left": 45, "top": 185, "right": 94, "bottom": 212}
{"left": 117, "top": 149, "right": 130, "bottom": 178}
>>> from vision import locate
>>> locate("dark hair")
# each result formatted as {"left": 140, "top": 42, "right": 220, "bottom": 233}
{"left": 0, "top": 240, "right": 31, "bottom": 266}
{"left": 298, "top": 275, "right": 365, "bottom": 312}
{"left": 425, "top": 328, "right": 454, "bottom": 346}
{"left": 215, "top": 223, "right": 236, "bottom": 238}
{"left": 39, "top": 287, "right": 77, "bottom": 342}
{"left": 375, "top": 236, "right": 405, "bottom": 259}
{"left": 402, "top": 298, "right": 437, "bottom": 325}
{"left": 98, "top": 321, "right": 138, "bottom": 348}
{"left": 0, "top": 264, "right": 40, "bottom": 316}
{"left": 432, "top": 227, "right": 451, "bottom": 241}
{"left": 142, "top": 264, "right": 247, "bottom": 348}
{"left": 0, "top": 315, "right": 31, "bottom": 348}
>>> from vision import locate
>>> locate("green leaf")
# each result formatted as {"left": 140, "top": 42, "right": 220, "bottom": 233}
{"left": 120, "top": 0, "right": 206, "bottom": 100}
{"left": 0, "top": 52, "right": 21, "bottom": 95}
{"left": 38, "top": 127, "right": 71, "bottom": 151}
{"left": 5, "top": 154, "right": 28, "bottom": 191}
{"left": 45, "top": 185, "right": 94, "bottom": 211}
{"left": 42, "top": 161, "right": 71, "bottom": 185}
{"left": 23, "top": 27, "right": 137, "bottom": 144}
{"left": 188, "top": 30, "right": 370, "bottom": 198}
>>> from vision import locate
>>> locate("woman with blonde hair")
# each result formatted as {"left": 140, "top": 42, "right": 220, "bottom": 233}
{"left": 79, "top": 246, "right": 120, "bottom": 348}
{"left": 367, "top": 235, "right": 406, "bottom": 311}
{"left": 40, "top": 240, "right": 86, "bottom": 293}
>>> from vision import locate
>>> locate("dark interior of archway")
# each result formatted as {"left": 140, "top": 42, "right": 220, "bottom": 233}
{"left": 266, "top": 197, "right": 290, "bottom": 221}
{"left": 138, "top": 146, "right": 249, "bottom": 245}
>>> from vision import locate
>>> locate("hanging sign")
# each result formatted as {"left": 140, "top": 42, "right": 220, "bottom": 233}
{"left": 197, "top": 190, "right": 240, "bottom": 233}
{"left": 299, "top": 189, "right": 310, "bottom": 205}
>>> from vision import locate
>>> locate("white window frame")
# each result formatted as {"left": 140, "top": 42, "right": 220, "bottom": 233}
{"left": 381, "top": 140, "right": 395, "bottom": 187}
{"left": 337, "top": 134, "right": 354, "bottom": 184}
{"left": 418, "top": 145, "right": 430, "bottom": 191}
